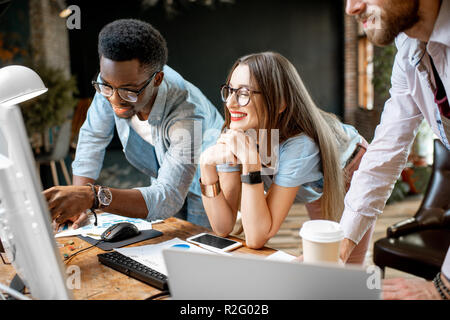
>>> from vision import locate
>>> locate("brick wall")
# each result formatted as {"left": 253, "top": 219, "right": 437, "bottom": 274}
{"left": 344, "top": 9, "right": 358, "bottom": 126}
{"left": 28, "top": 0, "right": 70, "bottom": 78}
{"left": 343, "top": 8, "right": 383, "bottom": 142}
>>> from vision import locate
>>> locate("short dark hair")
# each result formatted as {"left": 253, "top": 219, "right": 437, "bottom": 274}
{"left": 98, "top": 19, "right": 168, "bottom": 72}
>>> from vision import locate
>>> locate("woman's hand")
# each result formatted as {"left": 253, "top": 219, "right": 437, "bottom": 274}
{"left": 217, "top": 129, "right": 261, "bottom": 173}
{"left": 200, "top": 141, "right": 238, "bottom": 167}
{"left": 199, "top": 142, "right": 238, "bottom": 185}
{"left": 217, "top": 130, "right": 259, "bottom": 164}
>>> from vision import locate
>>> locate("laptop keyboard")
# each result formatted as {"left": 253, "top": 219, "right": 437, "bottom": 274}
{"left": 98, "top": 251, "right": 168, "bottom": 291}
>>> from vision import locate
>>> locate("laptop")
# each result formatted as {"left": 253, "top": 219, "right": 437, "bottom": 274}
{"left": 162, "top": 248, "right": 381, "bottom": 300}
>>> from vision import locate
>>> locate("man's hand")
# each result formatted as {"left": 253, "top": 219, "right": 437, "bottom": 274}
{"left": 383, "top": 278, "right": 442, "bottom": 300}
{"left": 339, "top": 238, "right": 357, "bottom": 263}
{"left": 43, "top": 186, "right": 94, "bottom": 225}
{"left": 70, "top": 212, "right": 89, "bottom": 229}
{"left": 52, "top": 212, "right": 90, "bottom": 233}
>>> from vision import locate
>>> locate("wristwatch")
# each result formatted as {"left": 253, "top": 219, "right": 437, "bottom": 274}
{"left": 241, "top": 171, "right": 262, "bottom": 185}
{"left": 97, "top": 185, "right": 113, "bottom": 209}
{"left": 199, "top": 178, "right": 221, "bottom": 198}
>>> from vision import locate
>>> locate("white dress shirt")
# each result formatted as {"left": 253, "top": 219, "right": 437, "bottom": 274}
{"left": 340, "top": 0, "right": 450, "bottom": 276}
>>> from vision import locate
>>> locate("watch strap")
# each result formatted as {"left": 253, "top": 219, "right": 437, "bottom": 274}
{"left": 86, "top": 183, "right": 98, "bottom": 226}
{"left": 241, "top": 171, "right": 262, "bottom": 185}
{"left": 86, "top": 183, "right": 99, "bottom": 210}
{"left": 199, "top": 178, "right": 221, "bottom": 198}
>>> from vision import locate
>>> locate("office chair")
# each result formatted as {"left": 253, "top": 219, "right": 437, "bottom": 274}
{"left": 373, "top": 139, "right": 450, "bottom": 280}
{"left": 35, "top": 120, "right": 72, "bottom": 186}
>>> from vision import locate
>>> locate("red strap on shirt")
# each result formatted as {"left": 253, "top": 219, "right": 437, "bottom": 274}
{"left": 430, "top": 57, "right": 450, "bottom": 119}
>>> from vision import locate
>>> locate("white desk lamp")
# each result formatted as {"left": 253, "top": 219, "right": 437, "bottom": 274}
{"left": 0, "top": 65, "right": 48, "bottom": 155}
{"left": 0, "top": 65, "right": 48, "bottom": 106}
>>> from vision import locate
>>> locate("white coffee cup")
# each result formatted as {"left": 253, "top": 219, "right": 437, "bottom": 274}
{"left": 299, "top": 220, "right": 344, "bottom": 264}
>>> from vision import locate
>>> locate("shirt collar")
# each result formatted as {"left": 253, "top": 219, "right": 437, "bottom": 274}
{"left": 429, "top": 0, "right": 450, "bottom": 47}
{"left": 147, "top": 78, "right": 168, "bottom": 125}
{"left": 408, "top": 38, "right": 427, "bottom": 67}
{"left": 406, "top": 0, "right": 450, "bottom": 67}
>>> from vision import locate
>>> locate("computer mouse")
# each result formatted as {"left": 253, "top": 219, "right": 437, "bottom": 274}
{"left": 101, "top": 222, "right": 140, "bottom": 242}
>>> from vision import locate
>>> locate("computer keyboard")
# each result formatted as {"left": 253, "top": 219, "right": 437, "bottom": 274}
{"left": 97, "top": 251, "right": 168, "bottom": 291}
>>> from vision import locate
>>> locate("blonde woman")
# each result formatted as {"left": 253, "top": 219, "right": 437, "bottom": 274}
{"left": 199, "top": 52, "right": 372, "bottom": 264}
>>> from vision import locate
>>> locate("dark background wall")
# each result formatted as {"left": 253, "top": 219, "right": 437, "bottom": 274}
{"left": 68, "top": 0, "right": 344, "bottom": 118}
{"left": 0, "top": 0, "right": 29, "bottom": 66}
{"left": 0, "top": 0, "right": 345, "bottom": 187}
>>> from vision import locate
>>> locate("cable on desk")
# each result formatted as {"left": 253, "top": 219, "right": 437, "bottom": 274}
{"left": 145, "top": 290, "right": 170, "bottom": 300}
{"left": 64, "top": 240, "right": 103, "bottom": 264}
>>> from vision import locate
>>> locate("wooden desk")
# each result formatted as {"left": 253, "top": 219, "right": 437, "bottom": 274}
{"left": 0, "top": 217, "right": 276, "bottom": 300}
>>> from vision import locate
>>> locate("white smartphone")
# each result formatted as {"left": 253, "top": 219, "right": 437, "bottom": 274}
{"left": 186, "top": 233, "right": 243, "bottom": 253}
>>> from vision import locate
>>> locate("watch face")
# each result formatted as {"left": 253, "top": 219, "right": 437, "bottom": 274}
{"left": 98, "top": 187, "right": 112, "bottom": 206}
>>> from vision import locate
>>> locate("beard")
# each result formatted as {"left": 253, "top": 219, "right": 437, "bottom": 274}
{"left": 358, "top": 0, "right": 420, "bottom": 46}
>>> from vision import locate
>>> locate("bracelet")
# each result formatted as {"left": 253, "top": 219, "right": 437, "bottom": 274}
{"left": 433, "top": 272, "right": 449, "bottom": 300}
{"left": 86, "top": 183, "right": 98, "bottom": 226}
{"left": 199, "top": 178, "right": 221, "bottom": 198}
{"left": 435, "top": 272, "right": 450, "bottom": 296}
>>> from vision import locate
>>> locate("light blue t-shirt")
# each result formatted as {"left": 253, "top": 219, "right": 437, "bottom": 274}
{"left": 217, "top": 123, "right": 361, "bottom": 203}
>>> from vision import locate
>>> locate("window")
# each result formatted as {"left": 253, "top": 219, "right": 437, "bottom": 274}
{"left": 358, "top": 26, "right": 374, "bottom": 110}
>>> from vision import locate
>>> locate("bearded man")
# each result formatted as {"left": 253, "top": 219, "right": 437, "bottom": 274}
{"left": 343, "top": 0, "right": 450, "bottom": 300}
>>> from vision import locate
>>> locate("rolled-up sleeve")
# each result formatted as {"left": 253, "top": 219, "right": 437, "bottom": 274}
{"left": 72, "top": 93, "right": 115, "bottom": 180}
{"left": 274, "top": 135, "right": 322, "bottom": 188}
{"left": 442, "top": 247, "right": 450, "bottom": 280}
{"left": 135, "top": 118, "right": 200, "bottom": 220}
{"left": 340, "top": 54, "right": 424, "bottom": 244}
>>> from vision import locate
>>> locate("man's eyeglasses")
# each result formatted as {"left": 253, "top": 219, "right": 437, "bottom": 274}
{"left": 220, "top": 84, "right": 261, "bottom": 107}
{"left": 92, "top": 71, "right": 159, "bottom": 103}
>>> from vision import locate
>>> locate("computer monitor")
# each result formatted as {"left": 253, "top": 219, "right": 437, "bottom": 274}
{"left": 0, "top": 103, "right": 72, "bottom": 299}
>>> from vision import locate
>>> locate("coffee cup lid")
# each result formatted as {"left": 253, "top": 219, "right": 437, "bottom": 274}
{"left": 299, "top": 220, "right": 344, "bottom": 243}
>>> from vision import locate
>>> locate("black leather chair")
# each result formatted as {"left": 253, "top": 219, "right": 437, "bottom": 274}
{"left": 373, "top": 139, "right": 450, "bottom": 280}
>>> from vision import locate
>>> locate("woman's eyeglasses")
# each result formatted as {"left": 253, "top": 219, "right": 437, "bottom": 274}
{"left": 92, "top": 71, "right": 159, "bottom": 103}
{"left": 220, "top": 84, "right": 261, "bottom": 107}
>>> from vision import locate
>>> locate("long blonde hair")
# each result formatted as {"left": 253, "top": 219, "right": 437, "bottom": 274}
{"left": 223, "top": 52, "right": 347, "bottom": 221}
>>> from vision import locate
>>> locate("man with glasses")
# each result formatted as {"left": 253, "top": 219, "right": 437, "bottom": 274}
{"left": 44, "top": 19, "right": 223, "bottom": 229}
{"left": 343, "top": 0, "right": 450, "bottom": 299}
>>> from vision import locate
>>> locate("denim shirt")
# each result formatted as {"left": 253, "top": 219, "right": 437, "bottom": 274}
{"left": 72, "top": 65, "right": 224, "bottom": 228}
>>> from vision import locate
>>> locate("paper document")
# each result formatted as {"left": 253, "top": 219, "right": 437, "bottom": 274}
{"left": 115, "top": 238, "right": 213, "bottom": 275}
{"left": 265, "top": 250, "right": 297, "bottom": 262}
{"left": 55, "top": 212, "right": 161, "bottom": 239}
